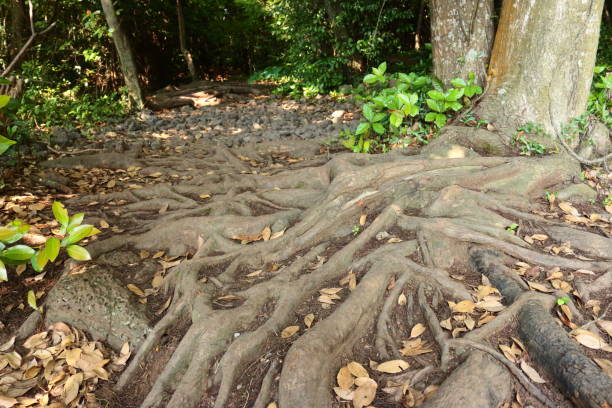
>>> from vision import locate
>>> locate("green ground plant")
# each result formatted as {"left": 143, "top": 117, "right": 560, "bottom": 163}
{"left": 340, "top": 63, "right": 483, "bottom": 153}
{"left": 0, "top": 202, "right": 100, "bottom": 283}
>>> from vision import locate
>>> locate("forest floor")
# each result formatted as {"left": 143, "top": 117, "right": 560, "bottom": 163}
{"left": 0, "top": 87, "right": 611, "bottom": 408}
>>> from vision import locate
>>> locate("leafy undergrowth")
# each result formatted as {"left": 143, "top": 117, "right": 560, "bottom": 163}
{"left": 0, "top": 322, "right": 130, "bottom": 408}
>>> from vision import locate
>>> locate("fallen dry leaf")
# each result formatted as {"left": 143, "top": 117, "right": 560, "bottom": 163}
{"left": 347, "top": 361, "right": 369, "bottom": 378}
{"left": 400, "top": 338, "right": 433, "bottom": 356}
{"left": 520, "top": 361, "right": 546, "bottom": 383}
{"left": 597, "top": 320, "right": 612, "bottom": 337}
{"left": 127, "top": 284, "right": 145, "bottom": 297}
{"left": 594, "top": 358, "right": 612, "bottom": 377}
{"left": 559, "top": 201, "right": 580, "bottom": 216}
{"left": 375, "top": 359, "right": 409, "bottom": 373}
{"left": 410, "top": 323, "right": 426, "bottom": 338}
{"left": 333, "top": 386, "right": 354, "bottom": 400}
{"left": 352, "top": 377, "right": 377, "bottom": 408}
{"left": 527, "top": 281, "right": 553, "bottom": 293}
{"left": 449, "top": 300, "right": 476, "bottom": 314}
{"left": 280, "top": 326, "right": 300, "bottom": 338}
{"left": 304, "top": 314, "right": 315, "bottom": 328}
{"left": 337, "top": 366, "right": 354, "bottom": 390}
{"left": 573, "top": 329, "right": 608, "bottom": 350}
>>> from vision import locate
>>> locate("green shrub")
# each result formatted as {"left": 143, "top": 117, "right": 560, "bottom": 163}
{"left": 339, "top": 63, "right": 483, "bottom": 153}
{"left": 0, "top": 202, "right": 99, "bottom": 283}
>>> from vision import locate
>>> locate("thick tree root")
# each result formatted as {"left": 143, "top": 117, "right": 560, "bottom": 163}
{"left": 38, "top": 126, "right": 612, "bottom": 408}
{"left": 471, "top": 249, "right": 612, "bottom": 408}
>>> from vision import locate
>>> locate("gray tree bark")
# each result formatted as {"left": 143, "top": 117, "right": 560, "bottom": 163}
{"left": 100, "top": 0, "right": 144, "bottom": 110}
{"left": 477, "top": 0, "right": 605, "bottom": 136}
{"left": 177, "top": 0, "right": 197, "bottom": 80}
{"left": 430, "top": 0, "right": 494, "bottom": 87}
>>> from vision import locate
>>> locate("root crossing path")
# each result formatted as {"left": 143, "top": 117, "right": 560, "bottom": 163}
{"left": 35, "top": 95, "right": 612, "bottom": 408}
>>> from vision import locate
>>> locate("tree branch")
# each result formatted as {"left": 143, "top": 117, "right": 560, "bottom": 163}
{"left": 1, "top": 0, "right": 56, "bottom": 78}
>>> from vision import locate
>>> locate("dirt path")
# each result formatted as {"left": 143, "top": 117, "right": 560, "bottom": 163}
{"left": 1, "top": 91, "right": 611, "bottom": 408}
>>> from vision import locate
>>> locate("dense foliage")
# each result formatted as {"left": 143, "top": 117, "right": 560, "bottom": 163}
{"left": 340, "top": 63, "right": 483, "bottom": 153}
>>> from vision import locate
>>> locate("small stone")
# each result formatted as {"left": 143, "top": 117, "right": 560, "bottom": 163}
{"left": 376, "top": 231, "right": 391, "bottom": 241}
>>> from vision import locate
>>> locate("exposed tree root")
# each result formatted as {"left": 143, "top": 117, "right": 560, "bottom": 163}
{"left": 471, "top": 249, "right": 612, "bottom": 408}
{"left": 36, "top": 126, "right": 612, "bottom": 408}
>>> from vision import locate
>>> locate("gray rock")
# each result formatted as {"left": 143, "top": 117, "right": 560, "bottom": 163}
{"left": 51, "top": 127, "right": 80, "bottom": 146}
{"left": 45, "top": 266, "right": 151, "bottom": 351}
{"left": 556, "top": 183, "right": 598, "bottom": 203}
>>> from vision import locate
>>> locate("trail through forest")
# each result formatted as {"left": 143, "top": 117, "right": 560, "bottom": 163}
{"left": 1, "top": 88, "right": 611, "bottom": 408}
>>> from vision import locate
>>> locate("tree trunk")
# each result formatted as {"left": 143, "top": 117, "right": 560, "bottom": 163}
{"left": 177, "top": 0, "right": 197, "bottom": 80}
{"left": 430, "top": 0, "right": 494, "bottom": 87}
{"left": 414, "top": 0, "right": 426, "bottom": 50}
{"left": 7, "top": 0, "right": 28, "bottom": 59}
{"left": 477, "top": 0, "right": 605, "bottom": 136}
{"left": 100, "top": 0, "right": 144, "bottom": 110}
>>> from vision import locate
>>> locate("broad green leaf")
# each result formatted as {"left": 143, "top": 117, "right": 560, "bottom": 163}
{"left": 0, "top": 227, "right": 18, "bottom": 242}
{"left": 0, "top": 95, "right": 10, "bottom": 109}
{"left": 451, "top": 78, "right": 467, "bottom": 88}
{"left": 363, "top": 74, "right": 378, "bottom": 84}
{"left": 468, "top": 72, "right": 476, "bottom": 81}
{"left": 426, "top": 99, "right": 443, "bottom": 112}
{"left": 363, "top": 140, "right": 371, "bottom": 153}
{"left": 397, "top": 73, "right": 411, "bottom": 83}
{"left": 445, "top": 101, "right": 463, "bottom": 111}
{"left": 356, "top": 122, "right": 371, "bottom": 135}
{"left": 0, "top": 135, "right": 17, "bottom": 155}
{"left": 31, "top": 250, "right": 48, "bottom": 273}
{"left": 398, "top": 93, "right": 412, "bottom": 105}
{"left": 61, "top": 225, "right": 93, "bottom": 247}
{"left": 44, "top": 237, "right": 61, "bottom": 261}
{"left": 390, "top": 112, "right": 404, "bottom": 128}
{"left": 377, "top": 62, "right": 387, "bottom": 75}
{"left": 52, "top": 202, "right": 69, "bottom": 227}
{"left": 372, "top": 123, "right": 385, "bottom": 135}
{"left": 27, "top": 290, "right": 37, "bottom": 310}
{"left": 465, "top": 85, "right": 483, "bottom": 97}
{"left": 425, "top": 112, "right": 437, "bottom": 122}
{"left": 1, "top": 245, "right": 35, "bottom": 261}
{"left": 356, "top": 134, "right": 364, "bottom": 152}
{"left": 362, "top": 104, "right": 375, "bottom": 122}
{"left": 67, "top": 213, "right": 84, "bottom": 232}
{"left": 435, "top": 114, "right": 447, "bottom": 128}
{"left": 372, "top": 112, "right": 387, "bottom": 122}
{"left": 372, "top": 96, "right": 386, "bottom": 107}
{"left": 0, "top": 259, "right": 6, "bottom": 282}
{"left": 446, "top": 88, "right": 464, "bottom": 101}
{"left": 407, "top": 105, "right": 419, "bottom": 116}
{"left": 66, "top": 245, "right": 91, "bottom": 261}
{"left": 427, "top": 90, "right": 444, "bottom": 101}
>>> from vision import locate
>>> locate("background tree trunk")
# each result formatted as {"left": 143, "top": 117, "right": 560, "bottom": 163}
{"left": 430, "top": 0, "right": 494, "bottom": 87}
{"left": 477, "top": 0, "right": 605, "bottom": 135}
{"left": 177, "top": 0, "right": 197, "bottom": 80}
{"left": 8, "top": 0, "right": 28, "bottom": 59}
{"left": 100, "top": 0, "right": 144, "bottom": 109}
